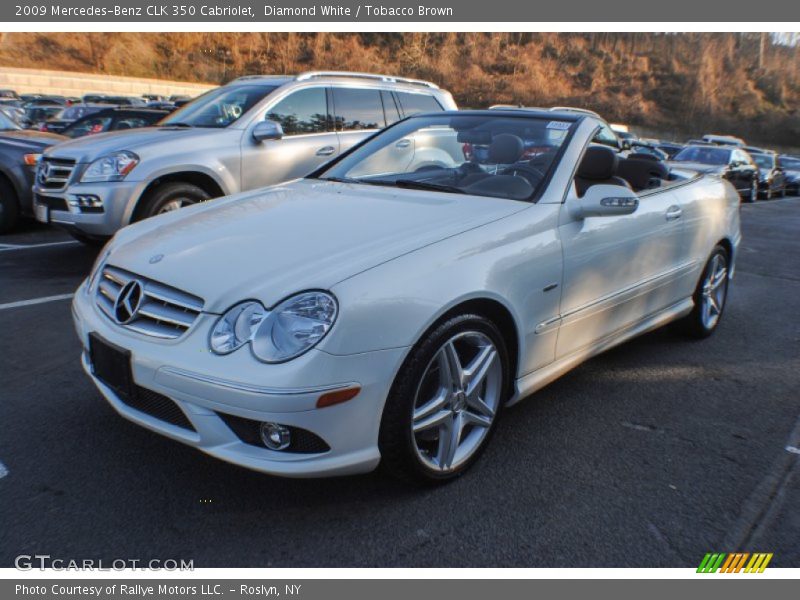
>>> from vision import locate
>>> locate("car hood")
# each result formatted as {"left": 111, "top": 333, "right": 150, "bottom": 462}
{"left": 106, "top": 179, "right": 527, "bottom": 313}
{"left": 43, "top": 126, "right": 223, "bottom": 162}
{"left": 0, "top": 129, "right": 66, "bottom": 149}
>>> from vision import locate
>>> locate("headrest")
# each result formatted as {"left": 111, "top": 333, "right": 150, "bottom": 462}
{"left": 577, "top": 145, "right": 619, "bottom": 180}
{"left": 488, "top": 134, "right": 524, "bottom": 164}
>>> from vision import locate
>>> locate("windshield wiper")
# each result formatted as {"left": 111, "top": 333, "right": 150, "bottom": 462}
{"left": 392, "top": 179, "right": 466, "bottom": 194}
{"left": 321, "top": 176, "right": 363, "bottom": 184}
{"left": 160, "top": 122, "right": 193, "bottom": 128}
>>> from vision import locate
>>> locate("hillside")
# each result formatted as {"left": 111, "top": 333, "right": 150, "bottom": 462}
{"left": 1, "top": 32, "right": 799, "bottom": 148}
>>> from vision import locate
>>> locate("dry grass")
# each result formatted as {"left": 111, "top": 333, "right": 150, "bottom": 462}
{"left": 2, "top": 32, "right": 799, "bottom": 148}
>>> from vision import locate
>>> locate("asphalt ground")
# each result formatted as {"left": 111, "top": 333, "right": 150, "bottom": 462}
{"left": 1, "top": 197, "right": 799, "bottom": 568}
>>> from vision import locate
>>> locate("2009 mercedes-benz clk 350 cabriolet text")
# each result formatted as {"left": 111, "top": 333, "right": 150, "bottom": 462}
{"left": 72, "top": 109, "right": 741, "bottom": 483}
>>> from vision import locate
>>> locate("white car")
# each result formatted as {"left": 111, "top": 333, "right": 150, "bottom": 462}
{"left": 71, "top": 109, "right": 741, "bottom": 483}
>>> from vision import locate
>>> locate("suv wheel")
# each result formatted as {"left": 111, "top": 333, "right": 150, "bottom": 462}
{"left": 379, "top": 313, "right": 509, "bottom": 484}
{"left": 137, "top": 182, "right": 211, "bottom": 220}
{"left": 0, "top": 178, "right": 20, "bottom": 234}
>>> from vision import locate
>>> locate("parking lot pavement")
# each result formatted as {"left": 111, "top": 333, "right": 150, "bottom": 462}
{"left": 1, "top": 199, "right": 799, "bottom": 568}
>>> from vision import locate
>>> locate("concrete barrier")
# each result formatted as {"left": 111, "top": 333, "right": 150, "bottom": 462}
{"left": 0, "top": 66, "right": 215, "bottom": 99}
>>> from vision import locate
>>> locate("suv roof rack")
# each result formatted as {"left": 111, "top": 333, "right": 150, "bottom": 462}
{"left": 295, "top": 71, "right": 439, "bottom": 89}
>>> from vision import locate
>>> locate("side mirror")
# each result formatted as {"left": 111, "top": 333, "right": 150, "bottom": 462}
{"left": 571, "top": 184, "right": 639, "bottom": 219}
{"left": 253, "top": 120, "right": 283, "bottom": 143}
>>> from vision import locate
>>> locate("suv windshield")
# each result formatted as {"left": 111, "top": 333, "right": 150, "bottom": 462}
{"left": 752, "top": 154, "right": 775, "bottom": 169}
{"left": 317, "top": 113, "right": 574, "bottom": 202}
{"left": 781, "top": 157, "right": 800, "bottom": 170}
{"left": 160, "top": 84, "right": 278, "bottom": 128}
{"left": 674, "top": 146, "right": 732, "bottom": 165}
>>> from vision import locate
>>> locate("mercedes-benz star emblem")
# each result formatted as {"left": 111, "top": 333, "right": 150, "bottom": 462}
{"left": 113, "top": 280, "right": 144, "bottom": 325}
{"left": 149, "top": 254, "right": 164, "bottom": 264}
{"left": 37, "top": 161, "right": 50, "bottom": 184}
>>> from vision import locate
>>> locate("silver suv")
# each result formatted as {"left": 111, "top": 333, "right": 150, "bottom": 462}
{"left": 33, "top": 71, "right": 457, "bottom": 243}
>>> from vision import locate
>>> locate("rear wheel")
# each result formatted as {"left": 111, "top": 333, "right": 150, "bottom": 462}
{"left": 679, "top": 245, "right": 730, "bottom": 338}
{"left": 136, "top": 182, "right": 211, "bottom": 221}
{"left": 379, "top": 314, "right": 509, "bottom": 484}
{"left": 0, "top": 178, "right": 20, "bottom": 234}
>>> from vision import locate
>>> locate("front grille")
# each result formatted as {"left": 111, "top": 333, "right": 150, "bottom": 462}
{"left": 35, "top": 194, "right": 69, "bottom": 212}
{"left": 95, "top": 265, "right": 204, "bottom": 339}
{"left": 121, "top": 385, "right": 195, "bottom": 431}
{"left": 37, "top": 157, "right": 77, "bottom": 190}
{"left": 217, "top": 413, "right": 331, "bottom": 454}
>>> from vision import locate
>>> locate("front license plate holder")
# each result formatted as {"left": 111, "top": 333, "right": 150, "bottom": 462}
{"left": 89, "top": 332, "right": 133, "bottom": 400}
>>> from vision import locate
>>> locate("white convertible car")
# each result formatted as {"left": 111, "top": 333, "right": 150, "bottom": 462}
{"left": 72, "top": 109, "right": 741, "bottom": 482}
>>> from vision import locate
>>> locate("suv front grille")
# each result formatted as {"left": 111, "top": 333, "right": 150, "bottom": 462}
{"left": 95, "top": 265, "right": 204, "bottom": 339}
{"left": 37, "top": 157, "right": 77, "bottom": 190}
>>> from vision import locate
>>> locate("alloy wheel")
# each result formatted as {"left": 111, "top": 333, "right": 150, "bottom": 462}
{"left": 701, "top": 253, "right": 728, "bottom": 330}
{"left": 157, "top": 198, "right": 193, "bottom": 214}
{"left": 411, "top": 331, "right": 502, "bottom": 472}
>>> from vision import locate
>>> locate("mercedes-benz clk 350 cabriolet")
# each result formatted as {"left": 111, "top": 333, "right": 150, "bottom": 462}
{"left": 72, "top": 109, "right": 741, "bottom": 483}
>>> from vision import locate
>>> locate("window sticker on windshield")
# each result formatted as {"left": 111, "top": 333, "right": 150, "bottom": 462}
{"left": 547, "top": 121, "right": 571, "bottom": 130}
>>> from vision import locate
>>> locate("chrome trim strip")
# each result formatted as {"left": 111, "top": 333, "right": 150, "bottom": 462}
{"left": 160, "top": 366, "right": 357, "bottom": 397}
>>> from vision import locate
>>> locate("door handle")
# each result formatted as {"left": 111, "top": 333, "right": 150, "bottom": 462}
{"left": 316, "top": 146, "right": 336, "bottom": 157}
{"left": 395, "top": 139, "right": 411, "bottom": 149}
{"left": 665, "top": 205, "right": 682, "bottom": 221}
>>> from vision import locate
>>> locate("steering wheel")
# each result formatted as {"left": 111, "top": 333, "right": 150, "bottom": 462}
{"left": 500, "top": 164, "right": 545, "bottom": 187}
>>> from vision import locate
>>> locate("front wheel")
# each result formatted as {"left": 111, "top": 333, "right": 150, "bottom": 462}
{"left": 0, "top": 178, "right": 20, "bottom": 234}
{"left": 379, "top": 314, "right": 510, "bottom": 483}
{"left": 679, "top": 245, "right": 730, "bottom": 338}
{"left": 136, "top": 182, "right": 211, "bottom": 221}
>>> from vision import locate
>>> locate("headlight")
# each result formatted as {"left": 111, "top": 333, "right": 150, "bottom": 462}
{"left": 23, "top": 153, "right": 41, "bottom": 167}
{"left": 80, "top": 151, "right": 139, "bottom": 183}
{"left": 86, "top": 244, "right": 112, "bottom": 295}
{"left": 210, "top": 292, "right": 338, "bottom": 363}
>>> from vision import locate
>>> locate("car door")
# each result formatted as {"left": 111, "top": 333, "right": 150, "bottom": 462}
{"left": 240, "top": 86, "right": 338, "bottom": 190}
{"left": 556, "top": 183, "right": 686, "bottom": 359}
{"left": 331, "top": 86, "right": 387, "bottom": 155}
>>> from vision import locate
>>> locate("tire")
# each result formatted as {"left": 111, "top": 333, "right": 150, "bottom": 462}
{"left": 378, "top": 313, "right": 510, "bottom": 484}
{"left": 68, "top": 231, "right": 109, "bottom": 247}
{"left": 678, "top": 245, "right": 730, "bottom": 339}
{"left": 135, "top": 182, "right": 211, "bottom": 221}
{"left": 0, "top": 178, "right": 20, "bottom": 234}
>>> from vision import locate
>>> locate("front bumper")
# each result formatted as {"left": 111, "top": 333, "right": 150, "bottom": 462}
{"left": 72, "top": 282, "right": 407, "bottom": 477}
{"left": 33, "top": 180, "right": 145, "bottom": 237}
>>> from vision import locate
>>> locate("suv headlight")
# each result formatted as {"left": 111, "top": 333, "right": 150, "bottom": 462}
{"left": 210, "top": 292, "right": 338, "bottom": 363}
{"left": 81, "top": 151, "right": 139, "bottom": 183}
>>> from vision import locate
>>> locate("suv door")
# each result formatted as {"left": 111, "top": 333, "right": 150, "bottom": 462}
{"left": 331, "top": 86, "right": 388, "bottom": 155}
{"left": 240, "top": 86, "right": 337, "bottom": 190}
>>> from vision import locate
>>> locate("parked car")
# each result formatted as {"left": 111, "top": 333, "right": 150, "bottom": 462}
{"left": 71, "top": 108, "right": 740, "bottom": 482}
{"left": 629, "top": 140, "right": 669, "bottom": 161}
{"left": 60, "top": 107, "right": 170, "bottom": 139}
{"left": 750, "top": 152, "right": 786, "bottom": 199}
{"left": 0, "top": 89, "right": 20, "bottom": 100}
{"left": 779, "top": 155, "right": 800, "bottom": 195}
{"left": 39, "top": 104, "right": 107, "bottom": 134}
{"left": 0, "top": 111, "right": 66, "bottom": 233}
{"left": 671, "top": 144, "right": 759, "bottom": 201}
{"left": 702, "top": 134, "right": 745, "bottom": 147}
{"left": 35, "top": 71, "right": 456, "bottom": 244}
{"left": 24, "top": 101, "right": 65, "bottom": 129}
{"left": 655, "top": 141, "right": 684, "bottom": 159}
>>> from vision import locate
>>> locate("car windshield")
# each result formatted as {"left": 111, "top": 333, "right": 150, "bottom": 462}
{"left": 317, "top": 113, "right": 575, "bottom": 201}
{"left": 0, "top": 111, "right": 20, "bottom": 130}
{"left": 751, "top": 154, "right": 775, "bottom": 169}
{"left": 673, "top": 146, "right": 731, "bottom": 165}
{"left": 160, "top": 84, "right": 278, "bottom": 128}
{"left": 781, "top": 157, "right": 800, "bottom": 170}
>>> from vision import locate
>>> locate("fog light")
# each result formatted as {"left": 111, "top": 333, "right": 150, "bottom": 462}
{"left": 259, "top": 422, "right": 291, "bottom": 450}
{"left": 69, "top": 194, "right": 103, "bottom": 209}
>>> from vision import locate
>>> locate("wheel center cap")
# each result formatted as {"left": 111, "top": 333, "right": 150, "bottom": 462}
{"left": 453, "top": 390, "right": 467, "bottom": 412}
